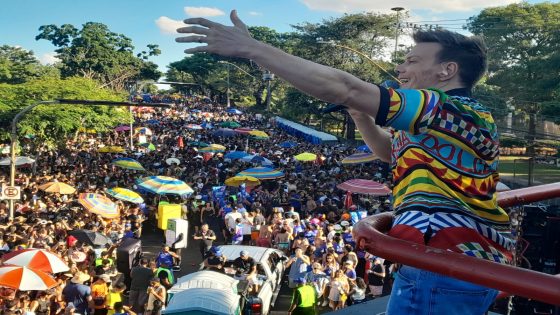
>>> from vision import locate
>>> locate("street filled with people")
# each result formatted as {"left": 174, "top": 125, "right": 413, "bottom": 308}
{"left": 0, "top": 94, "right": 396, "bottom": 315}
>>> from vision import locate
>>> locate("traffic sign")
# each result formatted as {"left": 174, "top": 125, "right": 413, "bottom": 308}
{"left": 0, "top": 184, "right": 21, "bottom": 200}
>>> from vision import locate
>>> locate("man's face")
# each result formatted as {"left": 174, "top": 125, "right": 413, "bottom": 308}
{"left": 395, "top": 42, "right": 444, "bottom": 90}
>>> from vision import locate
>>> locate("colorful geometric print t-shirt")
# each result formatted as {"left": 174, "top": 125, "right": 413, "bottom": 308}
{"left": 375, "top": 86, "right": 513, "bottom": 264}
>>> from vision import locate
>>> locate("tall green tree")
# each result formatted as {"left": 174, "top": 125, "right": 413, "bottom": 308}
{"left": 468, "top": 2, "right": 560, "bottom": 152}
{"left": 0, "top": 45, "right": 60, "bottom": 84}
{"left": 36, "top": 22, "right": 162, "bottom": 91}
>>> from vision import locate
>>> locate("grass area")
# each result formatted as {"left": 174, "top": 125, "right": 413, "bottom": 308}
{"left": 499, "top": 156, "right": 560, "bottom": 184}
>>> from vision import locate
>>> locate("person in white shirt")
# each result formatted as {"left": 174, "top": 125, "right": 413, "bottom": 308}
{"left": 224, "top": 208, "right": 242, "bottom": 242}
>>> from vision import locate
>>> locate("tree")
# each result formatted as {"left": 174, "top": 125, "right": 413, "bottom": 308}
{"left": 468, "top": 2, "right": 560, "bottom": 153}
{"left": 0, "top": 45, "right": 60, "bottom": 84}
{"left": 0, "top": 76, "right": 129, "bottom": 146}
{"left": 36, "top": 22, "right": 162, "bottom": 91}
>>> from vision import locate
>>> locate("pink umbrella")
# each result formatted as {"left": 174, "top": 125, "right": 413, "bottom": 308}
{"left": 337, "top": 179, "right": 391, "bottom": 196}
{"left": 114, "top": 125, "right": 131, "bottom": 132}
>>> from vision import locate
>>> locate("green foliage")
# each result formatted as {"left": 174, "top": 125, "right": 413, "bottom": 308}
{"left": 0, "top": 45, "right": 60, "bottom": 84}
{"left": 500, "top": 136, "right": 526, "bottom": 147}
{"left": 36, "top": 22, "right": 162, "bottom": 91}
{"left": 0, "top": 76, "right": 129, "bottom": 145}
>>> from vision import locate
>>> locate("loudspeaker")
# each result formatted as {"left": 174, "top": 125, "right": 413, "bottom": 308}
{"left": 116, "top": 238, "right": 142, "bottom": 290}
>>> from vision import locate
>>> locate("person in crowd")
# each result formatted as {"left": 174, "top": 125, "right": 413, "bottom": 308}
{"left": 129, "top": 259, "right": 152, "bottom": 314}
{"left": 287, "top": 278, "right": 317, "bottom": 315}
{"left": 328, "top": 269, "right": 350, "bottom": 310}
{"left": 348, "top": 277, "right": 367, "bottom": 305}
{"left": 286, "top": 248, "right": 311, "bottom": 289}
{"left": 145, "top": 278, "right": 166, "bottom": 315}
{"left": 193, "top": 223, "right": 217, "bottom": 259}
{"left": 203, "top": 246, "right": 227, "bottom": 272}
{"left": 62, "top": 273, "right": 93, "bottom": 315}
{"left": 367, "top": 257, "right": 386, "bottom": 298}
{"left": 233, "top": 250, "right": 260, "bottom": 293}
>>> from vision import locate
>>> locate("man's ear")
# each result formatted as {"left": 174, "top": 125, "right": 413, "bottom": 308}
{"left": 440, "top": 62, "right": 458, "bottom": 80}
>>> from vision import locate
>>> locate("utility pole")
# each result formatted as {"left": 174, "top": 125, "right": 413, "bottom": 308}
{"left": 226, "top": 64, "right": 231, "bottom": 108}
{"left": 263, "top": 71, "right": 274, "bottom": 112}
{"left": 391, "top": 7, "right": 405, "bottom": 62}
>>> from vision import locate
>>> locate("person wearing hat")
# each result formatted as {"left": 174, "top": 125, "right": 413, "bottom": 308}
{"left": 203, "top": 246, "right": 227, "bottom": 272}
{"left": 62, "top": 273, "right": 93, "bottom": 315}
{"left": 288, "top": 277, "right": 317, "bottom": 315}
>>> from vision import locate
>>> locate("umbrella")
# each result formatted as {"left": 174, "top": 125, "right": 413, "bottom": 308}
{"left": 249, "top": 130, "right": 269, "bottom": 138}
{"left": 98, "top": 146, "right": 125, "bottom": 153}
{"left": 191, "top": 109, "right": 201, "bottom": 113}
{"left": 226, "top": 108, "right": 243, "bottom": 115}
{"left": 135, "top": 127, "right": 153, "bottom": 135}
{"left": 78, "top": 193, "right": 119, "bottom": 219}
{"left": 225, "top": 176, "right": 261, "bottom": 187}
{"left": 0, "top": 156, "right": 35, "bottom": 166}
{"left": 38, "top": 182, "right": 76, "bottom": 194}
{"left": 106, "top": 187, "right": 144, "bottom": 204}
{"left": 241, "top": 155, "right": 273, "bottom": 166}
{"left": 294, "top": 152, "right": 317, "bottom": 162}
{"left": 279, "top": 141, "right": 298, "bottom": 148}
{"left": 342, "top": 153, "right": 379, "bottom": 165}
{"left": 68, "top": 229, "right": 113, "bottom": 247}
{"left": 0, "top": 266, "right": 57, "bottom": 291}
{"left": 356, "top": 144, "right": 372, "bottom": 153}
{"left": 2, "top": 249, "right": 69, "bottom": 273}
{"left": 237, "top": 167, "right": 284, "bottom": 180}
{"left": 201, "top": 122, "right": 213, "bottom": 129}
{"left": 111, "top": 157, "right": 145, "bottom": 171}
{"left": 139, "top": 142, "right": 156, "bottom": 151}
{"left": 136, "top": 176, "right": 194, "bottom": 195}
{"left": 188, "top": 141, "right": 210, "bottom": 147}
{"left": 114, "top": 125, "right": 131, "bottom": 132}
{"left": 146, "top": 119, "right": 160, "bottom": 125}
{"left": 166, "top": 157, "right": 181, "bottom": 165}
{"left": 234, "top": 128, "right": 253, "bottom": 135}
{"left": 213, "top": 128, "right": 237, "bottom": 137}
{"left": 220, "top": 121, "right": 241, "bottom": 128}
{"left": 224, "top": 151, "right": 250, "bottom": 160}
{"left": 199, "top": 144, "right": 226, "bottom": 153}
{"left": 337, "top": 179, "right": 391, "bottom": 196}
{"left": 186, "top": 124, "right": 203, "bottom": 130}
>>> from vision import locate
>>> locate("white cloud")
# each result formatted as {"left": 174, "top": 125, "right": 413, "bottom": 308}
{"left": 249, "top": 11, "right": 262, "bottom": 16}
{"left": 155, "top": 16, "right": 185, "bottom": 35}
{"left": 184, "top": 7, "right": 225, "bottom": 17}
{"left": 299, "top": 0, "right": 520, "bottom": 13}
{"left": 39, "top": 52, "right": 59, "bottom": 65}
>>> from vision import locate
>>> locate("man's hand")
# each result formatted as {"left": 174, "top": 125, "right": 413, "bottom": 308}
{"left": 177, "top": 10, "right": 255, "bottom": 58}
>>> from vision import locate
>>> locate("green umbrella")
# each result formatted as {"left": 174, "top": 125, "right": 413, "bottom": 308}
{"left": 140, "top": 142, "right": 156, "bottom": 151}
{"left": 220, "top": 121, "right": 241, "bottom": 128}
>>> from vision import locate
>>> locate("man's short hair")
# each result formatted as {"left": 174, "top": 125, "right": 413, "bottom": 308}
{"left": 413, "top": 29, "right": 487, "bottom": 89}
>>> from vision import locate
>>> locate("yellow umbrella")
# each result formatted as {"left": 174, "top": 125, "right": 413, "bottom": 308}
{"left": 98, "top": 146, "right": 126, "bottom": 153}
{"left": 199, "top": 144, "right": 226, "bottom": 153}
{"left": 225, "top": 176, "right": 261, "bottom": 187}
{"left": 38, "top": 182, "right": 76, "bottom": 194}
{"left": 294, "top": 152, "right": 317, "bottom": 162}
{"left": 249, "top": 130, "right": 269, "bottom": 138}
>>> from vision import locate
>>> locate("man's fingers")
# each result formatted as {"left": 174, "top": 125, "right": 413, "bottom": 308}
{"left": 183, "top": 17, "right": 219, "bottom": 28}
{"left": 176, "top": 26, "right": 210, "bottom": 35}
{"left": 230, "top": 10, "right": 248, "bottom": 32}
{"left": 185, "top": 47, "right": 208, "bottom": 54}
{"left": 176, "top": 36, "right": 207, "bottom": 43}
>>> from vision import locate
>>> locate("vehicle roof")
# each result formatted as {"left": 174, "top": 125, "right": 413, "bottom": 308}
{"left": 218, "top": 245, "right": 283, "bottom": 263}
{"left": 164, "top": 287, "right": 239, "bottom": 315}
{"left": 169, "top": 271, "right": 238, "bottom": 295}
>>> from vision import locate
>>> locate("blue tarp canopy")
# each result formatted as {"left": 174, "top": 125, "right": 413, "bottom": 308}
{"left": 275, "top": 116, "right": 337, "bottom": 144}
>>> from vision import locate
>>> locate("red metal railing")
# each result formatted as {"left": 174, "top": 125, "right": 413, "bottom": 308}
{"left": 353, "top": 183, "right": 560, "bottom": 306}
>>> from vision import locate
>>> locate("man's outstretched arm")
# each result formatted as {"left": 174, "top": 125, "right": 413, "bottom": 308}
{"left": 177, "top": 10, "right": 382, "bottom": 119}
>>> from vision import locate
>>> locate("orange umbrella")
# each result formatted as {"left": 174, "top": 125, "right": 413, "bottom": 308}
{"left": 0, "top": 265, "right": 57, "bottom": 290}
{"left": 2, "top": 249, "right": 69, "bottom": 273}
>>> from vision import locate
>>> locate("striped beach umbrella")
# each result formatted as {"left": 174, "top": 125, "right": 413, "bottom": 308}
{"left": 342, "top": 153, "right": 379, "bottom": 165}
{"left": 224, "top": 151, "right": 250, "bottom": 160}
{"left": 249, "top": 130, "right": 269, "bottom": 138}
{"left": 199, "top": 144, "right": 226, "bottom": 153}
{"left": 106, "top": 187, "right": 144, "bottom": 204}
{"left": 78, "top": 193, "right": 119, "bottom": 219}
{"left": 237, "top": 167, "right": 284, "bottom": 180}
{"left": 0, "top": 266, "right": 57, "bottom": 291}
{"left": 220, "top": 121, "right": 241, "bottom": 128}
{"left": 225, "top": 176, "right": 261, "bottom": 187}
{"left": 136, "top": 176, "right": 194, "bottom": 195}
{"left": 234, "top": 128, "right": 253, "bottom": 135}
{"left": 336, "top": 179, "right": 391, "bottom": 196}
{"left": 111, "top": 157, "right": 145, "bottom": 171}
{"left": 2, "top": 249, "right": 69, "bottom": 274}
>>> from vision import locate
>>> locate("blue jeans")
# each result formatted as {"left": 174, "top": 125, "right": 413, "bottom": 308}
{"left": 386, "top": 266, "right": 498, "bottom": 315}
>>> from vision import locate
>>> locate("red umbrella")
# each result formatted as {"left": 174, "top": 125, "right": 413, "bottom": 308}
{"left": 337, "top": 179, "right": 391, "bottom": 196}
{"left": 2, "top": 249, "right": 69, "bottom": 273}
{"left": 0, "top": 266, "right": 57, "bottom": 291}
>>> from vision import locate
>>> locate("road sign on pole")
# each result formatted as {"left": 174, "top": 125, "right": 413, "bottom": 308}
{"left": 1, "top": 184, "right": 21, "bottom": 200}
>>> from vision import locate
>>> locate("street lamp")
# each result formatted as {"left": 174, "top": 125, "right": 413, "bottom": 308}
{"left": 218, "top": 61, "right": 258, "bottom": 108}
{"left": 262, "top": 71, "right": 275, "bottom": 112}
{"left": 317, "top": 40, "right": 402, "bottom": 84}
{"left": 7, "top": 99, "right": 170, "bottom": 220}
{"left": 391, "top": 7, "right": 405, "bottom": 62}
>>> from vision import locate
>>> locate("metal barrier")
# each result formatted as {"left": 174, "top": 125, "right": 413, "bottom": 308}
{"left": 353, "top": 183, "right": 560, "bottom": 306}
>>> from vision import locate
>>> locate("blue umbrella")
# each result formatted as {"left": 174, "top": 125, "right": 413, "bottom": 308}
{"left": 146, "top": 119, "right": 160, "bottom": 125}
{"left": 237, "top": 167, "right": 284, "bottom": 179}
{"left": 224, "top": 151, "right": 250, "bottom": 160}
{"left": 242, "top": 155, "right": 274, "bottom": 166}
{"left": 279, "top": 141, "right": 298, "bottom": 148}
{"left": 356, "top": 145, "right": 372, "bottom": 153}
{"left": 226, "top": 108, "right": 243, "bottom": 115}
{"left": 191, "top": 109, "right": 201, "bottom": 113}
{"left": 213, "top": 128, "right": 237, "bottom": 137}
{"left": 201, "top": 122, "right": 213, "bottom": 129}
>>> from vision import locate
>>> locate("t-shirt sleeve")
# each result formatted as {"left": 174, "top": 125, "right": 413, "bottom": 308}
{"left": 375, "top": 87, "right": 447, "bottom": 134}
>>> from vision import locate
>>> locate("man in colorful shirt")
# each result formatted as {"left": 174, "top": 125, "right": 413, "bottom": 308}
{"left": 177, "top": 11, "right": 508, "bottom": 314}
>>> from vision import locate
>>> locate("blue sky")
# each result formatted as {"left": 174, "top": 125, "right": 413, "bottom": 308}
{"left": 1, "top": 0, "right": 547, "bottom": 74}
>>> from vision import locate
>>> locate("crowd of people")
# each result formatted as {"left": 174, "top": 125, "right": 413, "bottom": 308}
{"left": 0, "top": 93, "right": 394, "bottom": 315}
